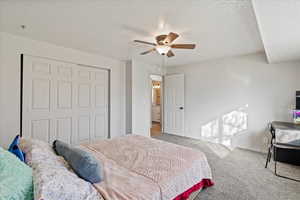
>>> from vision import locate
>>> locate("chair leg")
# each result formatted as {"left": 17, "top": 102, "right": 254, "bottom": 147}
{"left": 265, "top": 147, "right": 271, "bottom": 168}
{"left": 268, "top": 150, "right": 272, "bottom": 163}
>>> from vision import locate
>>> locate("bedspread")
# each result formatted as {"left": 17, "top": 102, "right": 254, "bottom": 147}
{"left": 81, "top": 135, "right": 213, "bottom": 200}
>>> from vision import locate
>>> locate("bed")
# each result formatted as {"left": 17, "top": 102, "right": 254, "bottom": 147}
{"left": 20, "top": 135, "right": 213, "bottom": 200}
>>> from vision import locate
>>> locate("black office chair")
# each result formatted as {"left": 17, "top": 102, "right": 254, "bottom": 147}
{"left": 265, "top": 123, "right": 300, "bottom": 182}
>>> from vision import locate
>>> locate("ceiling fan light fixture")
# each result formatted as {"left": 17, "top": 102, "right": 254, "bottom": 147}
{"left": 133, "top": 32, "right": 196, "bottom": 57}
{"left": 156, "top": 45, "right": 171, "bottom": 55}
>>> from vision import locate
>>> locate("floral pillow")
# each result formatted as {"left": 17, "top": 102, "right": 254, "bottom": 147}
{"left": 32, "top": 162, "right": 102, "bottom": 200}
{"left": 19, "top": 138, "right": 103, "bottom": 200}
{"left": 19, "top": 138, "right": 69, "bottom": 169}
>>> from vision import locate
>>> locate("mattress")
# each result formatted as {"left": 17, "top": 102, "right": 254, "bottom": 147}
{"left": 80, "top": 135, "right": 213, "bottom": 200}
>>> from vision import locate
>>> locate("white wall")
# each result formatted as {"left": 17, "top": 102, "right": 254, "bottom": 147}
{"left": 167, "top": 53, "right": 300, "bottom": 152}
{"left": 0, "top": 32, "right": 126, "bottom": 148}
{"left": 131, "top": 59, "right": 161, "bottom": 137}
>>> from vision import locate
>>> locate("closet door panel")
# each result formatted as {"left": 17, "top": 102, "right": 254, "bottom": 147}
{"left": 23, "top": 55, "right": 109, "bottom": 144}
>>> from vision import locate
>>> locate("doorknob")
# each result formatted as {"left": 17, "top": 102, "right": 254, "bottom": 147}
{"left": 179, "top": 107, "right": 184, "bottom": 110}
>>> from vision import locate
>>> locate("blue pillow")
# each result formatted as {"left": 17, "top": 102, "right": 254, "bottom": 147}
{"left": 53, "top": 140, "right": 102, "bottom": 183}
{"left": 8, "top": 135, "right": 25, "bottom": 162}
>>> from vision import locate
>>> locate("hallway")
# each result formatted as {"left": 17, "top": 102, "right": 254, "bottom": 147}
{"left": 151, "top": 122, "right": 161, "bottom": 137}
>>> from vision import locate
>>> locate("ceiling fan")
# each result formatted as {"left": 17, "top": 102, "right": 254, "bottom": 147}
{"left": 134, "top": 32, "right": 196, "bottom": 57}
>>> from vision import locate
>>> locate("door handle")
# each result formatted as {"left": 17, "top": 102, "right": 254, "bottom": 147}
{"left": 179, "top": 107, "right": 184, "bottom": 110}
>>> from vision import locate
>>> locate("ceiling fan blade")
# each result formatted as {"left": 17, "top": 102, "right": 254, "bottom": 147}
{"left": 140, "top": 48, "right": 156, "bottom": 55}
{"left": 171, "top": 44, "right": 196, "bottom": 49}
{"left": 164, "top": 32, "right": 179, "bottom": 44}
{"left": 134, "top": 40, "right": 156, "bottom": 46}
{"left": 167, "top": 50, "right": 175, "bottom": 57}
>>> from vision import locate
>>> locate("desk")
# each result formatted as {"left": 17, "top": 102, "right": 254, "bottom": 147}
{"left": 266, "top": 121, "right": 300, "bottom": 182}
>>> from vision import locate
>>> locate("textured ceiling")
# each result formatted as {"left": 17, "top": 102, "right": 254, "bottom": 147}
{"left": 0, "top": 0, "right": 264, "bottom": 66}
{"left": 252, "top": 0, "right": 300, "bottom": 63}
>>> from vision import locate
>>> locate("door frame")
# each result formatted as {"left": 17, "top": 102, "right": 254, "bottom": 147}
{"left": 149, "top": 74, "right": 164, "bottom": 135}
{"left": 20, "top": 54, "right": 111, "bottom": 138}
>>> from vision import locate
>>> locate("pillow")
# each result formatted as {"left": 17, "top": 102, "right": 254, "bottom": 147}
{"left": 19, "top": 138, "right": 70, "bottom": 170}
{"left": 8, "top": 135, "right": 25, "bottom": 162}
{"left": 19, "top": 139, "right": 103, "bottom": 200}
{"left": 33, "top": 162, "right": 103, "bottom": 200}
{"left": 0, "top": 147, "right": 33, "bottom": 200}
{"left": 53, "top": 140, "right": 102, "bottom": 183}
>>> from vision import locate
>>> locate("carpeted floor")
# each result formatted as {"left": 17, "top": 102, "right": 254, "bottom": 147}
{"left": 153, "top": 134, "right": 300, "bottom": 200}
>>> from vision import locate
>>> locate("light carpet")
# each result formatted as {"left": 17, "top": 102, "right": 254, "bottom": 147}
{"left": 153, "top": 134, "right": 300, "bottom": 200}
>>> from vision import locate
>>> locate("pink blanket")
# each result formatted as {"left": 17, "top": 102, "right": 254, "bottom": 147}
{"left": 80, "top": 135, "right": 213, "bottom": 200}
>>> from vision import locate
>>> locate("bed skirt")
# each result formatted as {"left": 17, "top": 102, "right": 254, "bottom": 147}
{"left": 173, "top": 179, "right": 214, "bottom": 200}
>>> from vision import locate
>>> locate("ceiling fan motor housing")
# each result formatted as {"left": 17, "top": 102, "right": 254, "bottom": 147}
{"left": 156, "top": 34, "right": 168, "bottom": 45}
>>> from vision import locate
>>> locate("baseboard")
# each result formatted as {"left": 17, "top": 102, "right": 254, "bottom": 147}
{"left": 237, "top": 146, "right": 267, "bottom": 154}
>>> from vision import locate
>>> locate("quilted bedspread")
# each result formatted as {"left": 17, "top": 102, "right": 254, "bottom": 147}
{"left": 80, "top": 135, "right": 213, "bottom": 200}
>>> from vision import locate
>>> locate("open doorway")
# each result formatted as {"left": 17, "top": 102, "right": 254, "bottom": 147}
{"left": 150, "top": 75, "right": 163, "bottom": 137}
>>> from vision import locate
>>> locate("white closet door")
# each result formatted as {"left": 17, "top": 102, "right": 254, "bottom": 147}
{"left": 22, "top": 55, "right": 109, "bottom": 145}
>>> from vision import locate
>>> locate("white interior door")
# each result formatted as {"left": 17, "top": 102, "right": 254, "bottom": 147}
{"left": 22, "top": 55, "right": 109, "bottom": 145}
{"left": 164, "top": 74, "right": 184, "bottom": 136}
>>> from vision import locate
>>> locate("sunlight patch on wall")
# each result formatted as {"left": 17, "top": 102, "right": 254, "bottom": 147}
{"left": 200, "top": 105, "right": 248, "bottom": 155}
{"left": 222, "top": 109, "right": 248, "bottom": 137}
